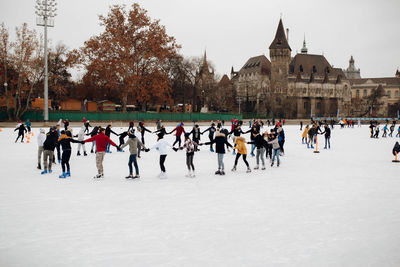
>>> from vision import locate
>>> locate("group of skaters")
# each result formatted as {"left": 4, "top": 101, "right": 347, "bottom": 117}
{"left": 369, "top": 120, "right": 400, "bottom": 138}
{"left": 26, "top": 117, "right": 288, "bottom": 180}
{"left": 301, "top": 120, "right": 331, "bottom": 150}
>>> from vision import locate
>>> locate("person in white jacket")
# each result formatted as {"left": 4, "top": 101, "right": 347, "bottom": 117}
{"left": 75, "top": 125, "right": 87, "bottom": 156}
{"left": 37, "top": 128, "right": 46, "bottom": 169}
{"left": 151, "top": 133, "right": 173, "bottom": 179}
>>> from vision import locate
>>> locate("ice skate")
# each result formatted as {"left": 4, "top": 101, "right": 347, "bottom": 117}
{"left": 261, "top": 165, "right": 266, "bottom": 170}
{"left": 215, "top": 170, "right": 221, "bottom": 175}
{"left": 246, "top": 167, "right": 251, "bottom": 173}
{"left": 254, "top": 165, "right": 259, "bottom": 170}
{"left": 59, "top": 172, "right": 66, "bottom": 179}
{"left": 84, "top": 152, "right": 87, "bottom": 156}
{"left": 48, "top": 170, "right": 52, "bottom": 173}
{"left": 66, "top": 171, "right": 71, "bottom": 177}
{"left": 277, "top": 160, "right": 280, "bottom": 167}
{"left": 133, "top": 174, "right": 140, "bottom": 179}
{"left": 271, "top": 161, "right": 274, "bottom": 167}
{"left": 185, "top": 171, "right": 192, "bottom": 178}
{"left": 77, "top": 151, "right": 81, "bottom": 156}
{"left": 41, "top": 170, "right": 48, "bottom": 175}
{"left": 210, "top": 147, "right": 214, "bottom": 152}
{"left": 231, "top": 166, "right": 236, "bottom": 171}
{"left": 125, "top": 174, "right": 134, "bottom": 179}
{"left": 191, "top": 172, "right": 196, "bottom": 178}
{"left": 94, "top": 173, "right": 104, "bottom": 179}
{"left": 220, "top": 170, "right": 225, "bottom": 175}
{"left": 159, "top": 172, "right": 167, "bottom": 179}
{"left": 37, "top": 163, "right": 41, "bottom": 170}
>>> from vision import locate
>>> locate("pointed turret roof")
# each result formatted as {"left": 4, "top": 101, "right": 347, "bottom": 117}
{"left": 269, "top": 19, "right": 291, "bottom": 51}
{"left": 301, "top": 35, "right": 308, "bottom": 54}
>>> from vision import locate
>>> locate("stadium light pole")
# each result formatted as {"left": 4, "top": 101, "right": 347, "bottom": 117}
{"left": 35, "top": 0, "right": 57, "bottom": 123}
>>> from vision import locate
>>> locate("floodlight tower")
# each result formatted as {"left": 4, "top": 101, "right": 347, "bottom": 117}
{"left": 35, "top": 0, "right": 57, "bottom": 123}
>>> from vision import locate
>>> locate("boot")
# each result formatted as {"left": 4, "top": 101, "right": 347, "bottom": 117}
{"left": 277, "top": 160, "right": 280, "bottom": 167}
{"left": 37, "top": 163, "right": 41, "bottom": 170}
{"left": 210, "top": 147, "right": 214, "bottom": 152}
{"left": 215, "top": 169, "right": 221, "bottom": 175}
{"left": 59, "top": 172, "right": 66, "bottom": 179}
{"left": 66, "top": 171, "right": 71, "bottom": 177}
{"left": 41, "top": 170, "right": 48, "bottom": 175}
{"left": 254, "top": 165, "right": 259, "bottom": 170}
{"left": 220, "top": 170, "right": 225, "bottom": 175}
{"left": 271, "top": 161, "right": 274, "bottom": 167}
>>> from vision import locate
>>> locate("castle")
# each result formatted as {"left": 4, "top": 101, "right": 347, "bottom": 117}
{"left": 223, "top": 18, "right": 400, "bottom": 118}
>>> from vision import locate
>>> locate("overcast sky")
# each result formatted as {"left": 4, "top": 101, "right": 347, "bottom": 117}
{"left": 1, "top": 0, "right": 399, "bottom": 80}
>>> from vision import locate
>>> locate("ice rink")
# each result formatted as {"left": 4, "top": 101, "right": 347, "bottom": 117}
{"left": 0, "top": 123, "right": 399, "bottom": 267}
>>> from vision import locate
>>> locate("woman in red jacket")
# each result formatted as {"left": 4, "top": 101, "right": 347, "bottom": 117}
{"left": 84, "top": 127, "right": 118, "bottom": 178}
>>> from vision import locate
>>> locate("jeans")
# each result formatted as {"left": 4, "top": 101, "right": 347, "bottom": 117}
{"left": 91, "top": 141, "right": 96, "bottom": 152}
{"left": 256, "top": 147, "right": 265, "bottom": 166}
{"left": 272, "top": 149, "right": 280, "bottom": 163}
{"left": 324, "top": 136, "right": 330, "bottom": 149}
{"left": 128, "top": 154, "right": 139, "bottom": 175}
{"left": 217, "top": 153, "right": 224, "bottom": 170}
{"left": 251, "top": 144, "right": 256, "bottom": 155}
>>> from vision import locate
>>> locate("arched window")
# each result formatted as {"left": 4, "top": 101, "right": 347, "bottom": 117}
{"left": 356, "top": 90, "right": 360, "bottom": 98}
{"left": 387, "top": 91, "right": 391, "bottom": 98}
{"left": 395, "top": 91, "right": 399, "bottom": 98}
{"left": 363, "top": 89, "right": 367, "bottom": 97}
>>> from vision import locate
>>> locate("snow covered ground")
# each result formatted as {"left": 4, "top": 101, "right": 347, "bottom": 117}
{"left": 0, "top": 124, "right": 399, "bottom": 267}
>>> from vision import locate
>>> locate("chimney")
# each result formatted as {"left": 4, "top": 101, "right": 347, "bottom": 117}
{"left": 286, "top": 28, "right": 289, "bottom": 42}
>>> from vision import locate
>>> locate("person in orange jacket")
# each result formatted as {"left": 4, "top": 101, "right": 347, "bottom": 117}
{"left": 231, "top": 136, "right": 251, "bottom": 173}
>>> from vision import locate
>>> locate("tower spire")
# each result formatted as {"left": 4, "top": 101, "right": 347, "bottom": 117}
{"left": 301, "top": 34, "right": 308, "bottom": 54}
{"left": 269, "top": 18, "right": 291, "bottom": 51}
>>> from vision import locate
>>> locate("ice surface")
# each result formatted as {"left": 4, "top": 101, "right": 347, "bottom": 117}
{"left": 0, "top": 124, "right": 400, "bottom": 267}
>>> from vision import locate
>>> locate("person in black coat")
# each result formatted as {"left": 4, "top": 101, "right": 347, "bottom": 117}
{"left": 138, "top": 121, "right": 152, "bottom": 146}
{"left": 57, "top": 130, "right": 83, "bottom": 178}
{"left": 320, "top": 125, "right": 331, "bottom": 149}
{"left": 14, "top": 123, "right": 27, "bottom": 143}
{"left": 190, "top": 125, "right": 201, "bottom": 151}
{"left": 247, "top": 132, "right": 268, "bottom": 169}
{"left": 41, "top": 127, "right": 59, "bottom": 174}
{"left": 105, "top": 124, "right": 119, "bottom": 153}
{"left": 202, "top": 130, "right": 233, "bottom": 175}
{"left": 202, "top": 123, "right": 216, "bottom": 152}
{"left": 119, "top": 131, "right": 129, "bottom": 148}
{"left": 154, "top": 125, "right": 167, "bottom": 137}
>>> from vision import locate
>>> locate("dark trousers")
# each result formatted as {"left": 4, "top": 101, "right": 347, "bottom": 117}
{"left": 15, "top": 134, "right": 24, "bottom": 142}
{"left": 208, "top": 135, "right": 214, "bottom": 149}
{"left": 27, "top": 126, "right": 31, "bottom": 133}
{"left": 160, "top": 155, "right": 167, "bottom": 172}
{"left": 61, "top": 150, "right": 71, "bottom": 172}
{"left": 186, "top": 152, "right": 195, "bottom": 171}
{"left": 279, "top": 140, "right": 285, "bottom": 153}
{"left": 234, "top": 153, "right": 249, "bottom": 167}
{"left": 266, "top": 146, "right": 272, "bottom": 159}
{"left": 128, "top": 154, "right": 139, "bottom": 175}
{"left": 173, "top": 136, "right": 181, "bottom": 147}
{"left": 193, "top": 138, "right": 200, "bottom": 151}
{"left": 119, "top": 136, "right": 125, "bottom": 146}
{"left": 141, "top": 135, "right": 145, "bottom": 145}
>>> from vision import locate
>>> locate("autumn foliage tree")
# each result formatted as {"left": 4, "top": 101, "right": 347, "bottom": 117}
{"left": 76, "top": 4, "right": 180, "bottom": 111}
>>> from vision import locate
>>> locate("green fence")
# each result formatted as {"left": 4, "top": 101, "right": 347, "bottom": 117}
{"left": 0, "top": 111, "right": 243, "bottom": 122}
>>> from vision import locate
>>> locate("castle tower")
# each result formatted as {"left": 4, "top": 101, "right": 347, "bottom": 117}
{"left": 343, "top": 55, "right": 361, "bottom": 79}
{"left": 301, "top": 35, "right": 308, "bottom": 54}
{"left": 269, "top": 18, "right": 291, "bottom": 95}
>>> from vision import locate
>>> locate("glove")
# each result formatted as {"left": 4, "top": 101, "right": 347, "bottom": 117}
{"left": 144, "top": 148, "right": 150, "bottom": 152}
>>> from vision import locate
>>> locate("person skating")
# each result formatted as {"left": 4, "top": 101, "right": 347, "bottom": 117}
{"left": 302, "top": 125, "right": 309, "bottom": 144}
{"left": 128, "top": 121, "right": 135, "bottom": 132}
{"left": 277, "top": 124, "right": 285, "bottom": 155}
{"left": 382, "top": 124, "right": 388, "bottom": 138}
{"left": 300, "top": 121, "right": 303, "bottom": 131}
{"left": 246, "top": 123, "right": 260, "bottom": 157}
{"left": 25, "top": 119, "right": 31, "bottom": 134}
{"left": 105, "top": 124, "right": 119, "bottom": 153}
{"left": 154, "top": 125, "right": 167, "bottom": 136}
{"left": 84, "top": 120, "right": 91, "bottom": 134}
{"left": 229, "top": 124, "right": 245, "bottom": 155}
{"left": 307, "top": 125, "right": 317, "bottom": 149}
{"left": 389, "top": 124, "right": 395, "bottom": 137}
{"left": 75, "top": 125, "right": 87, "bottom": 156}
{"left": 118, "top": 130, "right": 129, "bottom": 152}
{"left": 202, "top": 123, "right": 216, "bottom": 152}
{"left": 156, "top": 119, "right": 161, "bottom": 131}
{"left": 63, "top": 119, "right": 69, "bottom": 131}
{"left": 177, "top": 133, "right": 199, "bottom": 178}
{"left": 57, "top": 130, "right": 83, "bottom": 178}
{"left": 231, "top": 136, "right": 251, "bottom": 173}
{"left": 396, "top": 126, "right": 400, "bottom": 137}
{"left": 203, "top": 128, "right": 233, "bottom": 175}
{"left": 41, "top": 127, "right": 59, "bottom": 174}
{"left": 138, "top": 121, "right": 151, "bottom": 146}
{"left": 189, "top": 124, "right": 201, "bottom": 151}
{"left": 84, "top": 127, "right": 119, "bottom": 178}
{"left": 88, "top": 126, "right": 99, "bottom": 153}
{"left": 37, "top": 128, "right": 46, "bottom": 169}
{"left": 247, "top": 132, "right": 267, "bottom": 170}
{"left": 119, "top": 129, "right": 149, "bottom": 179}
{"left": 14, "top": 123, "right": 27, "bottom": 143}
{"left": 320, "top": 125, "right": 331, "bottom": 149}
{"left": 169, "top": 122, "right": 186, "bottom": 148}
{"left": 374, "top": 126, "right": 380, "bottom": 138}
{"left": 268, "top": 133, "right": 281, "bottom": 167}
{"left": 151, "top": 132, "right": 173, "bottom": 179}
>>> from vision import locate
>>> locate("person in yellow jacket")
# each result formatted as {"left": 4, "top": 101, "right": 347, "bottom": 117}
{"left": 232, "top": 136, "right": 251, "bottom": 172}
{"left": 302, "top": 125, "right": 309, "bottom": 144}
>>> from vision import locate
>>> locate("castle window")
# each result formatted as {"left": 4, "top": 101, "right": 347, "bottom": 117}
{"left": 395, "top": 91, "right": 399, "bottom": 98}
{"left": 387, "top": 91, "right": 391, "bottom": 98}
{"left": 363, "top": 89, "right": 367, "bottom": 97}
{"left": 325, "top": 67, "right": 330, "bottom": 73}
{"left": 303, "top": 88, "right": 307, "bottom": 94}
{"left": 356, "top": 90, "right": 360, "bottom": 98}
{"left": 299, "top": 65, "right": 303, "bottom": 72}
{"left": 312, "top": 66, "right": 317, "bottom": 73}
